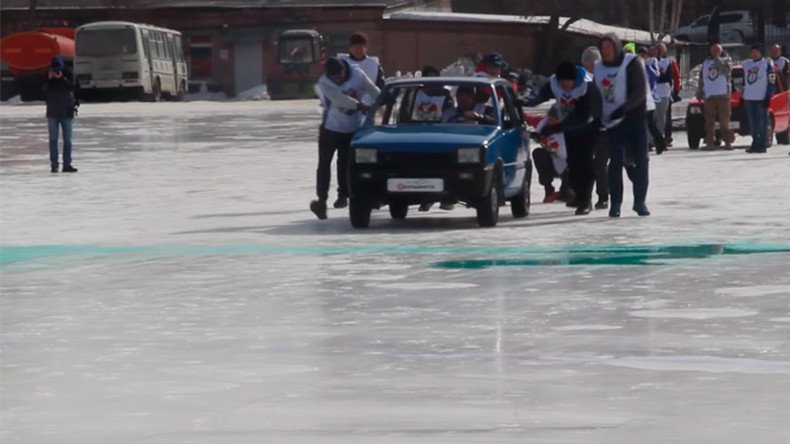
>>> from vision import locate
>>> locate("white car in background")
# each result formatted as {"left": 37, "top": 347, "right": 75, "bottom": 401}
{"left": 675, "top": 10, "right": 755, "bottom": 43}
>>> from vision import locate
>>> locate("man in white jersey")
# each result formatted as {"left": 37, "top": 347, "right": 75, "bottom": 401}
{"left": 337, "top": 32, "right": 385, "bottom": 89}
{"left": 696, "top": 43, "right": 734, "bottom": 150}
{"left": 595, "top": 33, "right": 650, "bottom": 217}
{"left": 310, "top": 58, "right": 380, "bottom": 219}
{"left": 654, "top": 43, "right": 674, "bottom": 149}
{"left": 769, "top": 44, "right": 789, "bottom": 92}
{"left": 742, "top": 44, "right": 776, "bottom": 154}
{"left": 525, "top": 60, "right": 602, "bottom": 215}
{"left": 581, "top": 46, "right": 610, "bottom": 210}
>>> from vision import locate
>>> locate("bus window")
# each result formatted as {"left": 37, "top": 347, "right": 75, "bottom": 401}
{"left": 141, "top": 31, "right": 151, "bottom": 60}
{"left": 166, "top": 35, "right": 175, "bottom": 59}
{"left": 76, "top": 28, "right": 137, "bottom": 56}
{"left": 156, "top": 32, "right": 165, "bottom": 59}
{"left": 174, "top": 35, "right": 184, "bottom": 62}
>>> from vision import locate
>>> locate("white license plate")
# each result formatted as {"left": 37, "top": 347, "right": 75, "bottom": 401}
{"left": 387, "top": 178, "right": 444, "bottom": 192}
{"left": 714, "top": 122, "right": 740, "bottom": 130}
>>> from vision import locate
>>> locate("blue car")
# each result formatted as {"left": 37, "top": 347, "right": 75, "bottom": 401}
{"left": 348, "top": 77, "right": 532, "bottom": 228}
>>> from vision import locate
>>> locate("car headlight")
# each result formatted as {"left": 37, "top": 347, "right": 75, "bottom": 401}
{"left": 355, "top": 147, "right": 377, "bottom": 163}
{"left": 689, "top": 106, "right": 703, "bottom": 115}
{"left": 457, "top": 147, "right": 481, "bottom": 163}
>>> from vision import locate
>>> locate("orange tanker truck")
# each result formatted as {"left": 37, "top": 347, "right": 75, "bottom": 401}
{"left": 1, "top": 28, "right": 76, "bottom": 101}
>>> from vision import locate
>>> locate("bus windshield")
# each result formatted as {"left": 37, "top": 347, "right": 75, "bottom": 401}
{"left": 77, "top": 28, "right": 137, "bottom": 56}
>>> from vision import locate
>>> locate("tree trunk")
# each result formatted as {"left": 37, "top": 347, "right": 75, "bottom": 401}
{"left": 648, "top": 0, "right": 656, "bottom": 44}
{"left": 659, "top": 0, "right": 668, "bottom": 35}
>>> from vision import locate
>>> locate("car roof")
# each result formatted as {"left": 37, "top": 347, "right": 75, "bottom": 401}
{"left": 385, "top": 76, "right": 511, "bottom": 88}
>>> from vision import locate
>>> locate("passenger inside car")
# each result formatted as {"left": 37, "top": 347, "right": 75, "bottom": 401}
{"left": 441, "top": 85, "right": 496, "bottom": 124}
{"left": 410, "top": 66, "right": 454, "bottom": 122}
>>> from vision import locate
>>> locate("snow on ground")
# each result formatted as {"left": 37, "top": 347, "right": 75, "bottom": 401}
{"left": 1, "top": 100, "right": 789, "bottom": 443}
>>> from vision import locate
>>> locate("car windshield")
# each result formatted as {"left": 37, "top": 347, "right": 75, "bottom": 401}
{"left": 279, "top": 37, "right": 315, "bottom": 64}
{"left": 77, "top": 28, "right": 137, "bottom": 56}
{"left": 370, "top": 81, "right": 504, "bottom": 126}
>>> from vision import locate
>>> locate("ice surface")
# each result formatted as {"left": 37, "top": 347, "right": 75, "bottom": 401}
{"left": 1, "top": 100, "right": 790, "bottom": 443}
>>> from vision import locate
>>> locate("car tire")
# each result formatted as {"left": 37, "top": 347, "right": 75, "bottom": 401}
{"left": 510, "top": 167, "right": 530, "bottom": 218}
{"left": 349, "top": 198, "right": 371, "bottom": 228}
{"left": 388, "top": 203, "right": 408, "bottom": 219}
{"left": 476, "top": 178, "right": 500, "bottom": 228}
{"left": 777, "top": 126, "right": 790, "bottom": 145}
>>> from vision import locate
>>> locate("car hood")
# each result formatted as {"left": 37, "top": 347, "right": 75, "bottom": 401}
{"left": 352, "top": 124, "right": 499, "bottom": 152}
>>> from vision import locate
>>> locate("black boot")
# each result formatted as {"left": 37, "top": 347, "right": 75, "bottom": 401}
{"left": 333, "top": 196, "right": 348, "bottom": 209}
{"left": 62, "top": 164, "right": 78, "bottom": 173}
{"left": 310, "top": 200, "right": 328, "bottom": 220}
{"left": 51, "top": 165, "right": 59, "bottom": 173}
{"left": 594, "top": 199, "right": 608, "bottom": 210}
{"left": 575, "top": 201, "right": 592, "bottom": 216}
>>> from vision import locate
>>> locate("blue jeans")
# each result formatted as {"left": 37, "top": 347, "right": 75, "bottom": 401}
{"left": 48, "top": 117, "right": 73, "bottom": 167}
{"left": 606, "top": 118, "right": 649, "bottom": 210}
{"left": 745, "top": 100, "right": 768, "bottom": 150}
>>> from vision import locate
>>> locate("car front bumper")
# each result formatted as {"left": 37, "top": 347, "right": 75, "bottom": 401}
{"left": 349, "top": 153, "right": 494, "bottom": 205}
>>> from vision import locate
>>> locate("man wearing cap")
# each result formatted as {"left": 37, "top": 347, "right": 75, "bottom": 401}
{"left": 653, "top": 43, "right": 675, "bottom": 150}
{"left": 580, "top": 45, "right": 610, "bottom": 209}
{"left": 474, "top": 53, "right": 505, "bottom": 78}
{"left": 769, "top": 44, "right": 789, "bottom": 91}
{"left": 310, "top": 57, "right": 381, "bottom": 220}
{"left": 697, "top": 43, "right": 734, "bottom": 150}
{"left": 638, "top": 45, "right": 667, "bottom": 155}
{"left": 525, "top": 60, "right": 602, "bottom": 215}
{"left": 742, "top": 44, "right": 776, "bottom": 154}
{"left": 337, "top": 32, "right": 385, "bottom": 89}
{"left": 43, "top": 56, "right": 78, "bottom": 173}
{"left": 595, "top": 33, "right": 650, "bottom": 217}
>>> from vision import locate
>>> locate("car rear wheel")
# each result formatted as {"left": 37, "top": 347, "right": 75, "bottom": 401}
{"left": 510, "top": 168, "right": 530, "bottom": 218}
{"left": 388, "top": 203, "right": 408, "bottom": 219}
{"left": 476, "top": 181, "right": 500, "bottom": 227}
{"left": 777, "top": 125, "right": 790, "bottom": 145}
{"left": 686, "top": 117, "right": 703, "bottom": 150}
{"left": 349, "top": 199, "right": 371, "bottom": 228}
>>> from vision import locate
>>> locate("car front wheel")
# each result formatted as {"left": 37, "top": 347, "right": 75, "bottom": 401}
{"left": 388, "top": 203, "right": 408, "bottom": 219}
{"left": 349, "top": 199, "right": 371, "bottom": 228}
{"left": 510, "top": 171, "right": 530, "bottom": 218}
{"left": 476, "top": 181, "right": 500, "bottom": 227}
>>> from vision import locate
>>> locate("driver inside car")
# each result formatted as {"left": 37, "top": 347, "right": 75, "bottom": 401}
{"left": 442, "top": 86, "right": 496, "bottom": 124}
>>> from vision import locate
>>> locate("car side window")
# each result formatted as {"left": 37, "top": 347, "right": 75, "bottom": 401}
{"left": 694, "top": 16, "right": 710, "bottom": 27}
{"left": 500, "top": 86, "right": 520, "bottom": 129}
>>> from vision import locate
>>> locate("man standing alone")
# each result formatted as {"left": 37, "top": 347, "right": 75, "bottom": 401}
{"left": 44, "top": 56, "right": 77, "bottom": 173}
{"left": 742, "top": 44, "right": 776, "bottom": 154}
{"left": 697, "top": 44, "right": 734, "bottom": 150}
{"left": 595, "top": 33, "right": 650, "bottom": 217}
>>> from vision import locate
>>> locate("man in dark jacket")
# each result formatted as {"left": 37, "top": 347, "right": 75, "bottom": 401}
{"left": 526, "top": 60, "right": 602, "bottom": 215}
{"left": 594, "top": 33, "right": 650, "bottom": 217}
{"left": 43, "top": 56, "right": 77, "bottom": 173}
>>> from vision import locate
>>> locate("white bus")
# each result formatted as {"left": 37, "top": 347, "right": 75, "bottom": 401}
{"left": 75, "top": 21, "right": 188, "bottom": 101}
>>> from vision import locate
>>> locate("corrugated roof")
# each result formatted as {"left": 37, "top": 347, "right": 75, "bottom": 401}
{"left": 1, "top": 0, "right": 402, "bottom": 10}
{"left": 385, "top": 11, "right": 670, "bottom": 45}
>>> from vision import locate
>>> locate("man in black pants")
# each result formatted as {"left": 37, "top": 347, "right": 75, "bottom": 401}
{"left": 526, "top": 61, "right": 602, "bottom": 215}
{"left": 311, "top": 58, "right": 380, "bottom": 219}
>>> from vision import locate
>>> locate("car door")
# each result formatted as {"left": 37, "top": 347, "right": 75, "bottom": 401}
{"left": 497, "top": 85, "right": 527, "bottom": 197}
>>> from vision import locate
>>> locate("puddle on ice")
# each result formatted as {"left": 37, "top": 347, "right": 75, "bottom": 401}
{"left": 629, "top": 308, "right": 758, "bottom": 319}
